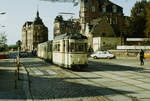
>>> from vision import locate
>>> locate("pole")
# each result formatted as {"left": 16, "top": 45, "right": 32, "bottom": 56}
{"left": 16, "top": 40, "right": 21, "bottom": 80}
{"left": 17, "top": 47, "right": 20, "bottom": 80}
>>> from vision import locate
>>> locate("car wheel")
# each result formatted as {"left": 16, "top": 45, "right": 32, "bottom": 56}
{"left": 94, "top": 56, "right": 97, "bottom": 59}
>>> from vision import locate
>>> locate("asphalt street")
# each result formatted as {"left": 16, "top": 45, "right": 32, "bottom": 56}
{"left": 21, "top": 57, "right": 150, "bottom": 101}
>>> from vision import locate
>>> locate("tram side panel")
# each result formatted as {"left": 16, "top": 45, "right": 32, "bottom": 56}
{"left": 52, "top": 39, "right": 88, "bottom": 68}
{"left": 67, "top": 53, "right": 88, "bottom": 67}
{"left": 52, "top": 40, "right": 65, "bottom": 66}
{"left": 37, "top": 44, "right": 43, "bottom": 58}
{"left": 37, "top": 41, "right": 52, "bottom": 61}
{"left": 65, "top": 39, "right": 88, "bottom": 68}
{"left": 37, "top": 44, "right": 41, "bottom": 57}
{"left": 47, "top": 42, "right": 52, "bottom": 61}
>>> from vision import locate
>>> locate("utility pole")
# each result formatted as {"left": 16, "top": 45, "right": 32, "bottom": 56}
{"left": 16, "top": 40, "right": 21, "bottom": 80}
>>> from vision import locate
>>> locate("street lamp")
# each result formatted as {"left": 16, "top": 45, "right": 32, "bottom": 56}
{"left": 16, "top": 40, "right": 21, "bottom": 80}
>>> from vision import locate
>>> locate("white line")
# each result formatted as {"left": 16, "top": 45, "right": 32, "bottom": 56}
{"left": 46, "top": 70, "right": 57, "bottom": 75}
{"left": 34, "top": 70, "right": 44, "bottom": 75}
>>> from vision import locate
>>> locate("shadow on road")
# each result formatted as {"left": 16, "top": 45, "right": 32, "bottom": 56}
{"left": 0, "top": 58, "right": 138, "bottom": 100}
{"left": 85, "top": 60, "right": 144, "bottom": 72}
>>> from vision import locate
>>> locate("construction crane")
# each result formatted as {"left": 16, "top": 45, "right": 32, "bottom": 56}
{"left": 40, "top": 0, "right": 79, "bottom": 6}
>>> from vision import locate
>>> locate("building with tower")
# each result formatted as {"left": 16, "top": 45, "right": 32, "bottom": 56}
{"left": 79, "top": 0, "right": 125, "bottom": 51}
{"left": 22, "top": 10, "right": 48, "bottom": 51}
{"left": 53, "top": 15, "right": 81, "bottom": 38}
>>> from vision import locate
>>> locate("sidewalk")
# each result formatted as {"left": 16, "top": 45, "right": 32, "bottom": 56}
{"left": 0, "top": 59, "right": 26, "bottom": 100}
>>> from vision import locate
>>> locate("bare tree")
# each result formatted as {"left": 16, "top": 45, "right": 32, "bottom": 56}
{"left": 0, "top": 32, "right": 7, "bottom": 51}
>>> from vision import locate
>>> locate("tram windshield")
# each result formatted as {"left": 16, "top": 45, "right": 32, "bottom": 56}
{"left": 70, "top": 43, "right": 87, "bottom": 52}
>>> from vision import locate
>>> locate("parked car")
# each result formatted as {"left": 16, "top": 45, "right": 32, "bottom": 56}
{"left": 91, "top": 51, "right": 115, "bottom": 59}
{"left": 20, "top": 51, "right": 28, "bottom": 57}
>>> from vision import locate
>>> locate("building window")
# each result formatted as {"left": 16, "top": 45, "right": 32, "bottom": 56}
{"left": 110, "top": 18, "right": 112, "bottom": 24}
{"left": 55, "top": 23, "right": 60, "bottom": 28}
{"left": 102, "top": 33, "right": 106, "bottom": 37}
{"left": 102, "top": 6, "right": 106, "bottom": 13}
{"left": 112, "top": 17, "right": 117, "bottom": 24}
{"left": 91, "top": 6, "right": 96, "bottom": 12}
{"left": 55, "top": 30, "right": 60, "bottom": 34}
{"left": 113, "top": 5, "right": 117, "bottom": 13}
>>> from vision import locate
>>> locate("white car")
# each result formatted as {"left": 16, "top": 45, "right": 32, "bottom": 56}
{"left": 91, "top": 51, "right": 115, "bottom": 59}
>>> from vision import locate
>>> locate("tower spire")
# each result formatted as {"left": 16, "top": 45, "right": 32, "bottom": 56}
{"left": 37, "top": 5, "right": 39, "bottom": 18}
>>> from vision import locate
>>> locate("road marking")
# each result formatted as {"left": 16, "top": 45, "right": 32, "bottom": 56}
{"left": 46, "top": 70, "right": 57, "bottom": 75}
{"left": 34, "top": 70, "right": 44, "bottom": 75}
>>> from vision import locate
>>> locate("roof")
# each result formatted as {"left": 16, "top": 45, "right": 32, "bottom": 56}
{"left": 54, "top": 33, "right": 87, "bottom": 40}
{"left": 38, "top": 40, "right": 53, "bottom": 45}
{"left": 98, "top": 0, "right": 123, "bottom": 13}
{"left": 23, "top": 21, "right": 33, "bottom": 27}
{"left": 33, "top": 17, "right": 43, "bottom": 25}
{"left": 33, "top": 10, "right": 44, "bottom": 25}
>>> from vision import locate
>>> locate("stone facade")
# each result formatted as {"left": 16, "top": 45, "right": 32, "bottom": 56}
{"left": 79, "top": 0, "right": 125, "bottom": 50}
{"left": 93, "top": 37, "right": 121, "bottom": 52}
{"left": 22, "top": 11, "right": 48, "bottom": 51}
{"left": 80, "top": 0, "right": 124, "bottom": 36}
{"left": 53, "top": 15, "right": 81, "bottom": 38}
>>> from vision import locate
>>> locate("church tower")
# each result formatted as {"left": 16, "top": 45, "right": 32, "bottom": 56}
{"left": 79, "top": 0, "right": 87, "bottom": 34}
{"left": 22, "top": 10, "right": 48, "bottom": 51}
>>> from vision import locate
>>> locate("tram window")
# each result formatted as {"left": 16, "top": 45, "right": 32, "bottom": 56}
{"left": 44, "top": 46, "right": 46, "bottom": 52}
{"left": 80, "top": 44, "right": 84, "bottom": 51}
{"left": 48, "top": 44, "right": 52, "bottom": 52}
{"left": 57, "top": 44, "right": 60, "bottom": 51}
{"left": 70, "top": 43, "right": 75, "bottom": 52}
{"left": 53, "top": 43, "right": 57, "bottom": 51}
{"left": 63, "top": 40, "right": 65, "bottom": 52}
{"left": 85, "top": 43, "right": 87, "bottom": 52}
{"left": 75, "top": 44, "right": 84, "bottom": 52}
{"left": 66, "top": 40, "right": 69, "bottom": 52}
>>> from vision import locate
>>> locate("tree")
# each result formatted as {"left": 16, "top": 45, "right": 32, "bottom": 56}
{"left": 0, "top": 32, "right": 7, "bottom": 44}
{"left": 144, "top": 2, "right": 150, "bottom": 37}
{"left": 127, "top": 0, "right": 147, "bottom": 38}
{"left": 0, "top": 32, "right": 7, "bottom": 51}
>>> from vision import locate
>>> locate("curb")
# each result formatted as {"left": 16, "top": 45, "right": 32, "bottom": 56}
{"left": 21, "top": 66, "right": 33, "bottom": 101}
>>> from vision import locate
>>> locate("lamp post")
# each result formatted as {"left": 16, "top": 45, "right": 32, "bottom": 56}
{"left": 16, "top": 40, "right": 21, "bottom": 80}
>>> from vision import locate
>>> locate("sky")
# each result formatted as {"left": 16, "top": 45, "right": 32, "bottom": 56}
{"left": 0, "top": 0, "right": 141, "bottom": 45}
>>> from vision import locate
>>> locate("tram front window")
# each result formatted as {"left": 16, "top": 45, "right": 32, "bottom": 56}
{"left": 70, "top": 43, "right": 87, "bottom": 52}
{"left": 53, "top": 43, "right": 60, "bottom": 52}
{"left": 70, "top": 43, "right": 75, "bottom": 52}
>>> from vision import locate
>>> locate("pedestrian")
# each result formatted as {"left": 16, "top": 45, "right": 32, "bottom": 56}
{"left": 139, "top": 49, "right": 144, "bottom": 66}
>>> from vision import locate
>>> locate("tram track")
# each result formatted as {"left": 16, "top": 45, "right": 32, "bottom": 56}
{"left": 90, "top": 59, "right": 150, "bottom": 79}
{"left": 87, "top": 61, "right": 150, "bottom": 91}
{"left": 57, "top": 68, "right": 137, "bottom": 101}
{"left": 41, "top": 59, "right": 145, "bottom": 101}
{"left": 21, "top": 58, "right": 149, "bottom": 101}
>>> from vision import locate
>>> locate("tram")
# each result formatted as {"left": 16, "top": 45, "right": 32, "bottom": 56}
{"left": 37, "top": 33, "right": 88, "bottom": 69}
{"left": 37, "top": 40, "right": 52, "bottom": 61}
{"left": 53, "top": 33, "right": 88, "bottom": 69}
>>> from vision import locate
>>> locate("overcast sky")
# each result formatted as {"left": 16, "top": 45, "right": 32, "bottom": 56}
{"left": 0, "top": 0, "right": 140, "bottom": 45}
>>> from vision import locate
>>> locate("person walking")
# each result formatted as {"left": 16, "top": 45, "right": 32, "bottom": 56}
{"left": 139, "top": 49, "right": 144, "bottom": 66}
